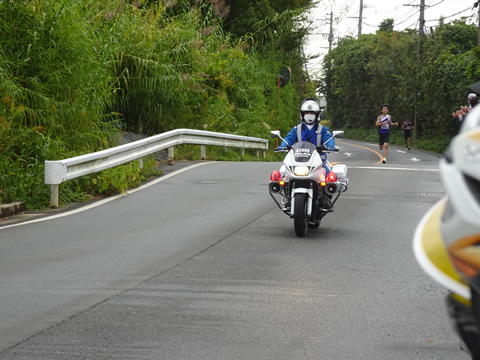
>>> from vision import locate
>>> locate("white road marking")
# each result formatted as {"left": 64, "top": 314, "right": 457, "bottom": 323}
{"left": 411, "top": 157, "right": 421, "bottom": 162}
{"left": 344, "top": 152, "right": 352, "bottom": 157}
{"left": 349, "top": 166, "right": 439, "bottom": 171}
{"left": 396, "top": 150, "right": 407, "bottom": 154}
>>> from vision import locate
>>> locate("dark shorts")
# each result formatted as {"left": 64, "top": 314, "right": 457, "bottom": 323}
{"left": 379, "top": 132, "right": 390, "bottom": 145}
{"left": 404, "top": 130, "right": 412, "bottom": 139}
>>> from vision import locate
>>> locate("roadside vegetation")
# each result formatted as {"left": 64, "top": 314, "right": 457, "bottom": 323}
{"left": 0, "top": 1, "right": 477, "bottom": 210}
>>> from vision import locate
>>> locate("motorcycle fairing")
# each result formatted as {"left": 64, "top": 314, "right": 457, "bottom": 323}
{"left": 413, "top": 197, "right": 470, "bottom": 300}
{"left": 283, "top": 142, "right": 324, "bottom": 181}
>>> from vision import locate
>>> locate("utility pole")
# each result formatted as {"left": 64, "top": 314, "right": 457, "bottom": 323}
{"left": 404, "top": 0, "right": 426, "bottom": 53}
{"left": 414, "top": 0, "right": 425, "bottom": 140}
{"left": 302, "top": 46, "right": 310, "bottom": 81}
{"left": 418, "top": 0, "right": 425, "bottom": 45}
{"left": 477, "top": 1, "right": 480, "bottom": 47}
{"left": 405, "top": 0, "right": 426, "bottom": 140}
{"left": 348, "top": 0, "right": 364, "bottom": 38}
{"left": 358, "top": 0, "right": 363, "bottom": 37}
{"left": 328, "top": 9, "right": 334, "bottom": 51}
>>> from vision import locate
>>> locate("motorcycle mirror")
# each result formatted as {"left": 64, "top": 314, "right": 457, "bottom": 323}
{"left": 270, "top": 130, "right": 281, "bottom": 139}
{"left": 333, "top": 131, "right": 344, "bottom": 138}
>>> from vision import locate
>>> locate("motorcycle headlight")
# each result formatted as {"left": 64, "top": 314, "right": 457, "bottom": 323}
{"left": 294, "top": 166, "right": 310, "bottom": 176}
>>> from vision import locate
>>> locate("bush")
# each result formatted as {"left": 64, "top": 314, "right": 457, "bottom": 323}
{"left": 81, "top": 158, "right": 161, "bottom": 197}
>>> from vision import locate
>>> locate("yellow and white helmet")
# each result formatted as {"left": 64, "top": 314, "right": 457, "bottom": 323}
{"left": 413, "top": 103, "right": 480, "bottom": 358}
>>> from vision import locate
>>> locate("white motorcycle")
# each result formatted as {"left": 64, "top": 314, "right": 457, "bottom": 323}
{"left": 269, "top": 130, "right": 348, "bottom": 237}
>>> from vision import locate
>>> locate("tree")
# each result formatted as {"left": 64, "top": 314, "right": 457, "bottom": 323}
{"left": 378, "top": 18, "right": 394, "bottom": 33}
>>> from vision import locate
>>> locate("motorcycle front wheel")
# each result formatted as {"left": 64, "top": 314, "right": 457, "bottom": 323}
{"left": 294, "top": 193, "right": 308, "bottom": 237}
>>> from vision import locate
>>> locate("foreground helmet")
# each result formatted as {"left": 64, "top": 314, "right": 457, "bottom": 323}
{"left": 300, "top": 98, "right": 320, "bottom": 125}
{"left": 413, "top": 104, "right": 480, "bottom": 359}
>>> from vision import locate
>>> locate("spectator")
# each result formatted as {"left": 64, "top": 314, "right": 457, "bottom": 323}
{"left": 453, "top": 93, "right": 480, "bottom": 122}
{"left": 452, "top": 93, "right": 475, "bottom": 122}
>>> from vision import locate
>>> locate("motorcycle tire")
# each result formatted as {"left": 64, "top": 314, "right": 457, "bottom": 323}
{"left": 294, "top": 193, "right": 308, "bottom": 237}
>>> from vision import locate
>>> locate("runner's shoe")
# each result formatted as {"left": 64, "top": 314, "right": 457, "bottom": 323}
{"left": 382, "top": 158, "right": 386, "bottom": 164}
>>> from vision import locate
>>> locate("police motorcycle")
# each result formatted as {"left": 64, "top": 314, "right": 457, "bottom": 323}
{"left": 413, "top": 102, "right": 480, "bottom": 359}
{"left": 269, "top": 130, "right": 348, "bottom": 237}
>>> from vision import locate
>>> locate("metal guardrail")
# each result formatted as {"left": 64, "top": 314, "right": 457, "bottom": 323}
{"left": 45, "top": 128, "right": 269, "bottom": 207}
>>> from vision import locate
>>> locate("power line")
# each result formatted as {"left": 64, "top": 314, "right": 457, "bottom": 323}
{"left": 426, "top": 0, "right": 445, "bottom": 7}
{"left": 396, "top": 8, "right": 421, "bottom": 26}
{"left": 425, "top": 5, "right": 473, "bottom": 21}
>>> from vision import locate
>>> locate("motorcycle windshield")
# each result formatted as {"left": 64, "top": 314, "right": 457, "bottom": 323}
{"left": 292, "top": 141, "right": 316, "bottom": 163}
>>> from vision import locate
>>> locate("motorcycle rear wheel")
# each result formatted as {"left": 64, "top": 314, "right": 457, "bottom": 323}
{"left": 294, "top": 193, "right": 308, "bottom": 237}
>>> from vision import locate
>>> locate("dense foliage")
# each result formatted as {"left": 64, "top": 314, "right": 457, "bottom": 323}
{"left": 321, "top": 20, "right": 480, "bottom": 144}
{"left": 0, "top": 0, "right": 315, "bottom": 209}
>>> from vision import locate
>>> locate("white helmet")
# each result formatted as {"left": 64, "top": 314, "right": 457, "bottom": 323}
{"left": 413, "top": 103, "right": 480, "bottom": 358}
{"left": 300, "top": 98, "right": 320, "bottom": 125}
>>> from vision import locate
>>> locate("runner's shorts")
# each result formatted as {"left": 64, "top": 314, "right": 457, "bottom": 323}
{"left": 404, "top": 130, "right": 412, "bottom": 139}
{"left": 379, "top": 132, "right": 390, "bottom": 145}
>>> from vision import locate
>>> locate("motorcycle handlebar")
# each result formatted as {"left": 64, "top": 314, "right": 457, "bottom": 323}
{"left": 274, "top": 146, "right": 339, "bottom": 153}
{"left": 274, "top": 146, "right": 291, "bottom": 153}
{"left": 317, "top": 145, "right": 339, "bottom": 153}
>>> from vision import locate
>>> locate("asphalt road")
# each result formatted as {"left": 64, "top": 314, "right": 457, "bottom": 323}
{"left": 0, "top": 140, "right": 468, "bottom": 359}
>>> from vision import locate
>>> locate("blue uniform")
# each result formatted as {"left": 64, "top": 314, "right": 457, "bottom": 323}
{"left": 279, "top": 123, "right": 335, "bottom": 173}
{"left": 280, "top": 123, "right": 335, "bottom": 149}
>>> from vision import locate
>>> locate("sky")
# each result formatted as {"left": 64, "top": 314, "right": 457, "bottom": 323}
{"left": 304, "top": 0, "right": 479, "bottom": 75}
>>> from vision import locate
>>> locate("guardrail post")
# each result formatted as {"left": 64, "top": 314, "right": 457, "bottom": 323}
{"left": 139, "top": 158, "right": 144, "bottom": 169}
{"left": 168, "top": 147, "right": 174, "bottom": 165}
{"left": 200, "top": 145, "right": 206, "bottom": 160}
{"left": 50, "top": 184, "right": 59, "bottom": 208}
{"left": 241, "top": 148, "right": 245, "bottom": 156}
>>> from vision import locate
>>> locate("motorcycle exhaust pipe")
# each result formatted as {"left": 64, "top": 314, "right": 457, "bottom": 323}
{"left": 269, "top": 182, "right": 281, "bottom": 193}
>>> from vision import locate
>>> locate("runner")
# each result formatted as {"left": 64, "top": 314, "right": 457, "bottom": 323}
{"left": 401, "top": 115, "right": 413, "bottom": 151}
{"left": 375, "top": 104, "right": 398, "bottom": 164}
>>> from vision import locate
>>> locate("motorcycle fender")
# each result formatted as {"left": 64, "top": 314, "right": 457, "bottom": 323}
{"left": 291, "top": 188, "right": 310, "bottom": 195}
{"left": 290, "top": 188, "right": 313, "bottom": 217}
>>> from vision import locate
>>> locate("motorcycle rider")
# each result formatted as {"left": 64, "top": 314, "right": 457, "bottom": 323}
{"left": 413, "top": 98, "right": 480, "bottom": 359}
{"left": 276, "top": 98, "right": 336, "bottom": 211}
{"left": 277, "top": 98, "right": 336, "bottom": 173}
